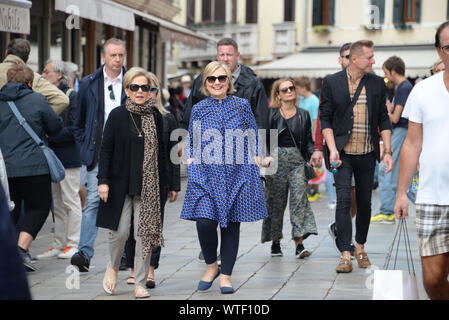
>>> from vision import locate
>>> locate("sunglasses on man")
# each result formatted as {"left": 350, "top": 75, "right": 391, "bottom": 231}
{"left": 127, "top": 84, "right": 159, "bottom": 93}
{"left": 206, "top": 75, "right": 228, "bottom": 84}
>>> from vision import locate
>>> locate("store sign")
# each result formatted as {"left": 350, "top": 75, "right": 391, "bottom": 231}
{"left": 0, "top": 3, "right": 30, "bottom": 34}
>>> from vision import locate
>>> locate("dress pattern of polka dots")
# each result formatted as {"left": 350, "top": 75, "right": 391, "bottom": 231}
{"left": 180, "top": 95, "right": 268, "bottom": 228}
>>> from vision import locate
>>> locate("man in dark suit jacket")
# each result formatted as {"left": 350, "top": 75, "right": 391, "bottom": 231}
{"left": 71, "top": 38, "right": 127, "bottom": 273}
{"left": 320, "top": 40, "right": 393, "bottom": 274}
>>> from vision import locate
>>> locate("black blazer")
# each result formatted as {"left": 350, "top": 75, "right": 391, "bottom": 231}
{"left": 319, "top": 69, "right": 391, "bottom": 161}
{"left": 96, "top": 105, "right": 169, "bottom": 231}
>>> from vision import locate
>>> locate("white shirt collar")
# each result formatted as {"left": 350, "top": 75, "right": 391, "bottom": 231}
{"left": 103, "top": 67, "right": 123, "bottom": 83}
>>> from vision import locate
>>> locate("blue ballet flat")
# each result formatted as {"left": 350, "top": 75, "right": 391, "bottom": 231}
{"left": 197, "top": 269, "right": 220, "bottom": 291}
{"left": 220, "top": 286, "right": 235, "bottom": 294}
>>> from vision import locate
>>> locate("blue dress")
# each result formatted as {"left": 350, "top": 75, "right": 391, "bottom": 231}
{"left": 180, "top": 95, "right": 268, "bottom": 228}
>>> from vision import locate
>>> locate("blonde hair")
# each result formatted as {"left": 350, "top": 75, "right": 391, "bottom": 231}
{"left": 123, "top": 67, "right": 167, "bottom": 115}
{"left": 201, "top": 61, "right": 236, "bottom": 97}
{"left": 270, "top": 78, "right": 298, "bottom": 109}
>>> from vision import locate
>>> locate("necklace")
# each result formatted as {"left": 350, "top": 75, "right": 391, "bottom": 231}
{"left": 129, "top": 112, "right": 143, "bottom": 137}
{"left": 280, "top": 106, "right": 296, "bottom": 119}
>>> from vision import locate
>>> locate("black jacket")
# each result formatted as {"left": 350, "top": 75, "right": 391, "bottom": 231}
{"left": 48, "top": 84, "right": 82, "bottom": 169}
{"left": 180, "top": 65, "right": 269, "bottom": 131}
{"left": 319, "top": 69, "right": 392, "bottom": 161}
{"left": 96, "top": 105, "right": 169, "bottom": 231}
{"left": 0, "top": 83, "right": 62, "bottom": 178}
{"left": 163, "top": 112, "right": 181, "bottom": 193}
{"left": 267, "top": 108, "right": 315, "bottom": 162}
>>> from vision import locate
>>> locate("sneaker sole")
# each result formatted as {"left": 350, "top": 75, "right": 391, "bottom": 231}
{"left": 328, "top": 223, "right": 340, "bottom": 254}
{"left": 271, "top": 253, "right": 283, "bottom": 257}
{"left": 36, "top": 255, "right": 60, "bottom": 261}
{"left": 296, "top": 249, "right": 311, "bottom": 259}
{"left": 24, "top": 262, "right": 37, "bottom": 272}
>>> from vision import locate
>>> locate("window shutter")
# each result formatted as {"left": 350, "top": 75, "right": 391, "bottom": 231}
{"left": 393, "top": 0, "right": 404, "bottom": 24}
{"left": 312, "top": 0, "right": 323, "bottom": 26}
{"left": 328, "top": 0, "right": 335, "bottom": 26}
{"left": 371, "top": 0, "right": 385, "bottom": 24}
{"left": 415, "top": 0, "right": 421, "bottom": 23}
{"left": 214, "top": 0, "right": 226, "bottom": 23}
{"left": 202, "top": 0, "right": 212, "bottom": 21}
{"left": 187, "top": 0, "right": 195, "bottom": 25}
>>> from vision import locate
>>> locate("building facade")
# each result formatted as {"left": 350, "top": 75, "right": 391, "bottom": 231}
{"left": 0, "top": 0, "right": 211, "bottom": 87}
{"left": 174, "top": 0, "right": 448, "bottom": 83}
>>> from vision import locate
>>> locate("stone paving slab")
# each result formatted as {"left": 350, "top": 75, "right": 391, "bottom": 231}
{"left": 26, "top": 178, "right": 429, "bottom": 300}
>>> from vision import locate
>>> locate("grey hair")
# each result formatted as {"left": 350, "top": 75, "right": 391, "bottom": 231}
{"left": 45, "top": 60, "right": 72, "bottom": 87}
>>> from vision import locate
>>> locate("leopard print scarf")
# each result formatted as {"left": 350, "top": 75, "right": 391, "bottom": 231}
{"left": 126, "top": 98, "right": 163, "bottom": 260}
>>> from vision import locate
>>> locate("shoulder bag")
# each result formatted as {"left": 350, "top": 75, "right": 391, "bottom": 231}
{"left": 7, "top": 101, "right": 65, "bottom": 183}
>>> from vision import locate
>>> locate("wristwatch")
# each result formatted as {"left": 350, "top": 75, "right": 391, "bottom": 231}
{"left": 384, "top": 148, "right": 393, "bottom": 155}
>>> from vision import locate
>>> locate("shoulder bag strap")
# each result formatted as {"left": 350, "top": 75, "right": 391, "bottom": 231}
{"left": 232, "top": 96, "right": 248, "bottom": 130}
{"left": 7, "top": 101, "right": 44, "bottom": 146}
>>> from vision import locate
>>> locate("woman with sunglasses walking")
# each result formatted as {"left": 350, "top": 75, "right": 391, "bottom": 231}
{"left": 96, "top": 67, "right": 174, "bottom": 299}
{"left": 181, "top": 61, "right": 267, "bottom": 294}
{"left": 261, "top": 79, "right": 318, "bottom": 259}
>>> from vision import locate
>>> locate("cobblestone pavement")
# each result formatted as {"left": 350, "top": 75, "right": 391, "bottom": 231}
{"left": 27, "top": 177, "right": 428, "bottom": 300}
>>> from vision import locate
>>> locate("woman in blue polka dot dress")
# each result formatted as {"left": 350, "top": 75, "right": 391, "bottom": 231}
{"left": 181, "top": 61, "right": 268, "bottom": 294}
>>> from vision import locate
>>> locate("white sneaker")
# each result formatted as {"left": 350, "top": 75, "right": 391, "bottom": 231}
{"left": 36, "top": 248, "right": 61, "bottom": 260}
{"left": 328, "top": 202, "right": 337, "bottom": 210}
{"left": 58, "top": 246, "right": 77, "bottom": 259}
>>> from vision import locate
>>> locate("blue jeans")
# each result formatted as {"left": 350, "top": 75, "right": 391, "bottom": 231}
{"left": 378, "top": 127, "right": 408, "bottom": 215}
{"left": 78, "top": 164, "right": 100, "bottom": 259}
{"left": 325, "top": 169, "right": 336, "bottom": 203}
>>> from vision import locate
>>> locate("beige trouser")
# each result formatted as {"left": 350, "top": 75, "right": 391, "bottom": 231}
{"left": 52, "top": 167, "right": 82, "bottom": 249}
{"left": 109, "top": 195, "right": 151, "bottom": 287}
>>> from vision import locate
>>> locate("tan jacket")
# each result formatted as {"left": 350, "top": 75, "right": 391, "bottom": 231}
{"left": 0, "top": 55, "right": 69, "bottom": 115}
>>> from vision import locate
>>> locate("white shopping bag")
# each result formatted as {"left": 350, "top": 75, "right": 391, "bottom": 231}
{"left": 373, "top": 270, "right": 419, "bottom": 300}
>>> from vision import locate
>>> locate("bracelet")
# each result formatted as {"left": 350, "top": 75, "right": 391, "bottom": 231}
{"left": 384, "top": 151, "right": 392, "bottom": 155}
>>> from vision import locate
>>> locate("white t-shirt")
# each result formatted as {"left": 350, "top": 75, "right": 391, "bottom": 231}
{"left": 103, "top": 68, "right": 123, "bottom": 127}
{"left": 402, "top": 72, "right": 449, "bottom": 205}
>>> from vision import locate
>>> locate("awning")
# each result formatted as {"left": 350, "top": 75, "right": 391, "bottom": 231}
{"left": 128, "top": 8, "right": 215, "bottom": 49}
{"left": 256, "top": 46, "right": 440, "bottom": 79}
{"left": 0, "top": 0, "right": 32, "bottom": 34}
{"left": 55, "top": 0, "right": 135, "bottom": 31}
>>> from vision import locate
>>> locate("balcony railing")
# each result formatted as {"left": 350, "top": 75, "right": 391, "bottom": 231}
{"left": 272, "top": 22, "right": 297, "bottom": 57}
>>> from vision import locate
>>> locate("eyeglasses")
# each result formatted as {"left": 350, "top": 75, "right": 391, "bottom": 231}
{"left": 341, "top": 54, "right": 350, "bottom": 59}
{"left": 206, "top": 75, "right": 228, "bottom": 84}
{"left": 127, "top": 84, "right": 158, "bottom": 93}
{"left": 279, "top": 86, "right": 296, "bottom": 93}
{"left": 108, "top": 84, "right": 116, "bottom": 100}
{"left": 440, "top": 45, "right": 449, "bottom": 55}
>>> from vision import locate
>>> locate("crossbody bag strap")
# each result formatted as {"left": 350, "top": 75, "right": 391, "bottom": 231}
{"left": 348, "top": 75, "right": 368, "bottom": 110}
{"left": 232, "top": 96, "right": 248, "bottom": 130}
{"left": 7, "top": 101, "right": 44, "bottom": 146}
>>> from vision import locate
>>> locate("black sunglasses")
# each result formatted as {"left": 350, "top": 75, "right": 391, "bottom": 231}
{"left": 108, "top": 84, "right": 115, "bottom": 100}
{"left": 341, "top": 54, "right": 350, "bottom": 59}
{"left": 128, "top": 84, "right": 158, "bottom": 93}
{"left": 206, "top": 75, "right": 228, "bottom": 84}
{"left": 279, "top": 86, "right": 296, "bottom": 93}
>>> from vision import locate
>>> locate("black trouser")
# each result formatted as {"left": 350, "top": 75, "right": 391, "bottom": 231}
{"left": 196, "top": 218, "right": 240, "bottom": 276}
{"left": 8, "top": 175, "right": 52, "bottom": 239}
{"left": 334, "top": 152, "right": 376, "bottom": 253}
